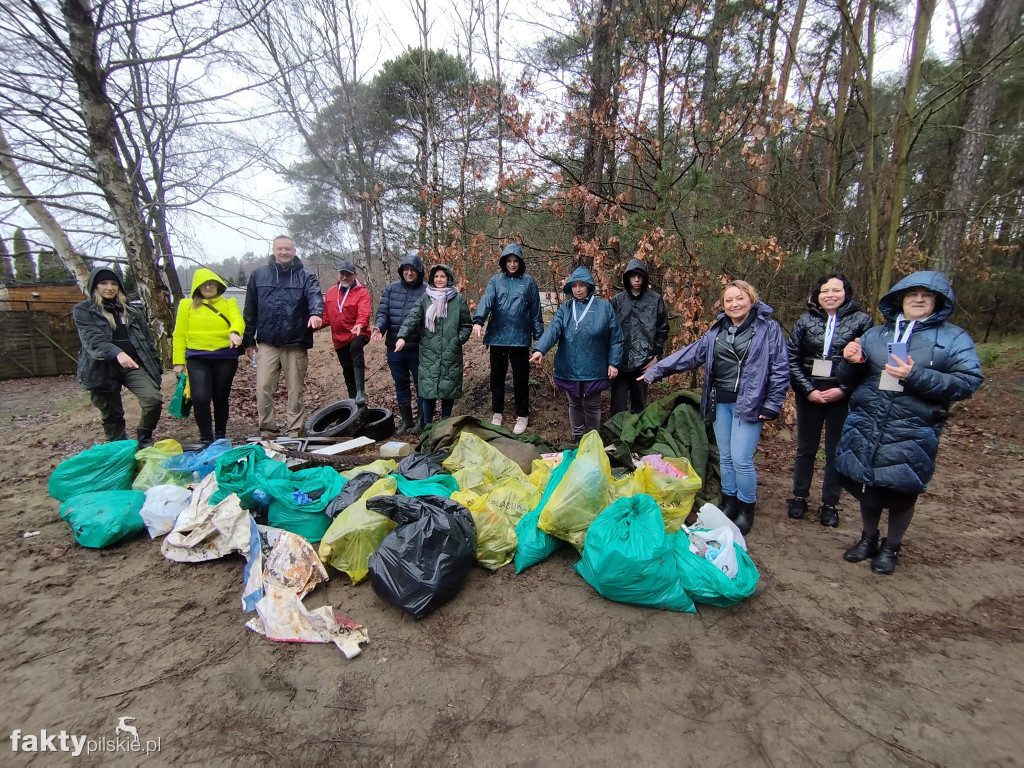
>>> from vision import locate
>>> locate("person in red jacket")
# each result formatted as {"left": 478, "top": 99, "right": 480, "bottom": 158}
{"left": 322, "top": 260, "right": 372, "bottom": 404}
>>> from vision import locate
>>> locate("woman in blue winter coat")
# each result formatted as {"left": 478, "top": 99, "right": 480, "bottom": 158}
{"left": 530, "top": 266, "right": 624, "bottom": 440}
{"left": 642, "top": 280, "right": 789, "bottom": 535}
{"left": 472, "top": 243, "right": 544, "bottom": 435}
{"left": 835, "top": 271, "right": 982, "bottom": 575}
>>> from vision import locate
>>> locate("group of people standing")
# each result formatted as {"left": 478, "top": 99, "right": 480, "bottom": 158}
{"left": 73, "top": 235, "right": 982, "bottom": 574}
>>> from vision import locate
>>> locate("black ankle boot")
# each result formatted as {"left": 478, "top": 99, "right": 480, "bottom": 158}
{"left": 734, "top": 500, "right": 755, "bottom": 535}
{"left": 843, "top": 531, "right": 879, "bottom": 562}
{"left": 871, "top": 538, "right": 901, "bottom": 575}
{"left": 720, "top": 493, "right": 738, "bottom": 521}
{"left": 787, "top": 497, "right": 808, "bottom": 520}
{"left": 818, "top": 503, "right": 840, "bottom": 528}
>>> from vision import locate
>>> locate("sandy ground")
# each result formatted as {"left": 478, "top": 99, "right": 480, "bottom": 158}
{"left": 1, "top": 333, "right": 1022, "bottom": 766}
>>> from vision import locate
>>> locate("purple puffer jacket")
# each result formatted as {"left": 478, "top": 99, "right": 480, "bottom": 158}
{"left": 644, "top": 301, "right": 790, "bottom": 422}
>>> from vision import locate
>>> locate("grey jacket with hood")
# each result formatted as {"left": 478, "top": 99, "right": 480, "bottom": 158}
{"left": 611, "top": 258, "right": 669, "bottom": 371}
{"left": 472, "top": 243, "right": 544, "bottom": 347}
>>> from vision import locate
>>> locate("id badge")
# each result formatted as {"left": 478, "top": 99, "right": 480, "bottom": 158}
{"left": 879, "top": 371, "right": 904, "bottom": 392}
{"left": 811, "top": 359, "right": 833, "bottom": 378}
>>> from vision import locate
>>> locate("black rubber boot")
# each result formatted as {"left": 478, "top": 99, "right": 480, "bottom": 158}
{"left": 412, "top": 411, "right": 425, "bottom": 435}
{"left": 395, "top": 403, "right": 414, "bottom": 436}
{"left": 787, "top": 497, "right": 808, "bottom": 520}
{"left": 720, "top": 493, "right": 739, "bottom": 521}
{"left": 871, "top": 538, "right": 901, "bottom": 575}
{"left": 734, "top": 500, "right": 755, "bottom": 535}
{"left": 136, "top": 428, "right": 155, "bottom": 449}
{"left": 818, "top": 503, "right": 840, "bottom": 528}
{"left": 353, "top": 365, "right": 367, "bottom": 406}
{"left": 843, "top": 531, "right": 880, "bottom": 562}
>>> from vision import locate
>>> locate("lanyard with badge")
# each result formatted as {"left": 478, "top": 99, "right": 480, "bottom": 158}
{"left": 571, "top": 295, "right": 594, "bottom": 334}
{"left": 336, "top": 284, "right": 351, "bottom": 315}
{"left": 811, "top": 313, "right": 837, "bottom": 378}
{"left": 879, "top": 314, "right": 915, "bottom": 392}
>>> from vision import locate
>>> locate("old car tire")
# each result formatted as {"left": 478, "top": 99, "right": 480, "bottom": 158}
{"left": 304, "top": 400, "right": 364, "bottom": 437}
{"left": 358, "top": 408, "right": 395, "bottom": 441}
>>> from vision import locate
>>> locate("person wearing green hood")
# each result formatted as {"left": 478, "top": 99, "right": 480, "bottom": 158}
{"left": 531, "top": 266, "right": 624, "bottom": 440}
{"left": 172, "top": 268, "right": 245, "bottom": 445}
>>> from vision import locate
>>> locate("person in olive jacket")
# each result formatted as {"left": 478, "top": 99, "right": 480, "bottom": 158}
{"left": 372, "top": 252, "right": 427, "bottom": 434}
{"left": 531, "top": 266, "right": 624, "bottom": 440}
{"left": 786, "top": 271, "right": 873, "bottom": 527}
{"left": 394, "top": 264, "right": 473, "bottom": 424}
{"left": 73, "top": 267, "right": 163, "bottom": 447}
{"left": 242, "top": 235, "right": 324, "bottom": 439}
{"left": 835, "top": 270, "right": 982, "bottom": 575}
{"left": 472, "top": 243, "right": 544, "bottom": 435}
{"left": 610, "top": 258, "right": 669, "bottom": 415}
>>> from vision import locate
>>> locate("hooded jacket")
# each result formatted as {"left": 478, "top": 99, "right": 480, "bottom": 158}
{"left": 242, "top": 255, "right": 324, "bottom": 349}
{"left": 374, "top": 253, "right": 427, "bottom": 351}
{"left": 322, "top": 276, "right": 372, "bottom": 349}
{"left": 397, "top": 265, "right": 473, "bottom": 399}
{"left": 611, "top": 258, "right": 670, "bottom": 371}
{"left": 472, "top": 243, "right": 544, "bottom": 346}
{"left": 834, "top": 271, "right": 983, "bottom": 494}
{"left": 787, "top": 295, "right": 873, "bottom": 397}
{"left": 533, "top": 266, "right": 624, "bottom": 382}
{"left": 172, "top": 268, "right": 245, "bottom": 365}
{"left": 73, "top": 267, "right": 163, "bottom": 392}
{"left": 644, "top": 300, "right": 789, "bottom": 422}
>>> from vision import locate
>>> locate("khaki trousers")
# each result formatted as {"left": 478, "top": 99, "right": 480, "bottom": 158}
{"left": 255, "top": 343, "right": 308, "bottom": 436}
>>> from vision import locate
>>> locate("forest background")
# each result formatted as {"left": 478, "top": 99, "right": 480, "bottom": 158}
{"left": 0, "top": 0, "right": 1021, "bottom": 360}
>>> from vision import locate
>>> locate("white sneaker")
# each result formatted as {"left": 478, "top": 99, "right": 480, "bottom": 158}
{"left": 491, "top": 413, "right": 503, "bottom": 426}
{"left": 513, "top": 416, "right": 529, "bottom": 435}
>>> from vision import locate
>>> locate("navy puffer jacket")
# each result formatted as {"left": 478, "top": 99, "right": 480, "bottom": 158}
{"left": 472, "top": 244, "right": 544, "bottom": 346}
{"left": 834, "top": 271, "right": 983, "bottom": 494}
{"left": 374, "top": 253, "right": 426, "bottom": 350}
{"left": 242, "top": 256, "right": 324, "bottom": 349}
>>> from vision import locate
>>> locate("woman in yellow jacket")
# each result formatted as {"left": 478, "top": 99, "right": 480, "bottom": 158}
{"left": 172, "top": 268, "right": 245, "bottom": 444}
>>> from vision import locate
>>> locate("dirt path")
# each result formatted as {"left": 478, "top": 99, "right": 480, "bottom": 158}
{"left": 1, "top": 335, "right": 1021, "bottom": 766}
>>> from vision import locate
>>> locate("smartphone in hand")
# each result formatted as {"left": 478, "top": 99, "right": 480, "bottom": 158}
{"left": 887, "top": 341, "right": 908, "bottom": 365}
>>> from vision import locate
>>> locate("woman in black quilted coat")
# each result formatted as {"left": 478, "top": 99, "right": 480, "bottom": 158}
{"left": 786, "top": 272, "right": 873, "bottom": 527}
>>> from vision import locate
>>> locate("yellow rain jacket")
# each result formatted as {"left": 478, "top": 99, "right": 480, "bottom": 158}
{"left": 172, "top": 268, "right": 245, "bottom": 365}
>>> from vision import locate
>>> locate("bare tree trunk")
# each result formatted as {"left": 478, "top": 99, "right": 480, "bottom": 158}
{"left": 931, "top": 0, "right": 1022, "bottom": 275}
{"left": 0, "top": 124, "right": 92, "bottom": 289}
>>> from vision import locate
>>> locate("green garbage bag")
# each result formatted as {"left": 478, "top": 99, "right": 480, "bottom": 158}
{"left": 132, "top": 439, "right": 188, "bottom": 492}
{"left": 59, "top": 490, "right": 146, "bottom": 548}
{"left": 48, "top": 440, "right": 138, "bottom": 502}
{"left": 210, "top": 445, "right": 289, "bottom": 508}
{"left": 575, "top": 494, "right": 696, "bottom": 613}
{"left": 168, "top": 373, "right": 191, "bottom": 419}
{"left": 393, "top": 473, "right": 459, "bottom": 498}
{"left": 513, "top": 449, "right": 575, "bottom": 573}
{"left": 673, "top": 536, "right": 760, "bottom": 607}
{"left": 260, "top": 465, "right": 344, "bottom": 543}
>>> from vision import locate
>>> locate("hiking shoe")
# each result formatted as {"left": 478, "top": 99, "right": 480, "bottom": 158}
{"left": 513, "top": 416, "right": 529, "bottom": 435}
{"left": 490, "top": 412, "right": 503, "bottom": 426}
{"left": 819, "top": 504, "right": 840, "bottom": 528}
{"left": 787, "top": 497, "right": 808, "bottom": 520}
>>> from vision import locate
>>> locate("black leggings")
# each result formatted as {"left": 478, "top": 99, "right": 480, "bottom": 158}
{"left": 186, "top": 357, "right": 239, "bottom": 440}
{"left": 860, "top": 501, "right": 917, "bottom": 547}
{"left": 490, "top": 346, "right": 531, "bottom": 417}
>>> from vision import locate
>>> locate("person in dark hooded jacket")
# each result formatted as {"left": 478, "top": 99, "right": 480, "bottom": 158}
{"left": 786, "top": 272, "right": 873, "bottom": 527}
{"left": 472, "top": 243, "right": 544, "bottom": 434}
{"left": 643, "top": 280, "right": 789, "bottom": 535}
{"left": 610, "top": 258, "right": 669, "bottom": 415}
{"left": 531, "top": 266, "right": 624, "bottom": 440}
{"left": 372, "top": 252, "right": 427, "bottom": 434}
{"left": 835, "top": 270, "right": 982, "bottom": 575}
{"left": 73, "top": 266, "right": 164, "bottom": 447}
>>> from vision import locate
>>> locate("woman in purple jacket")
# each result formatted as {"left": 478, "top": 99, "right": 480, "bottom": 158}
{"left": 642, "top": 280, "right": 789, "bottom": 534}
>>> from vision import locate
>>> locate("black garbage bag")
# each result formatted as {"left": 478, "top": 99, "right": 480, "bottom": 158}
{"left": 366, "top": 495, "right": 477, "bottom": 618}
{"left": 393, "top": 450, "right": 447, "bottom": 481}
{"left": 324, "top": 471, "right": 383, "bottom": 519}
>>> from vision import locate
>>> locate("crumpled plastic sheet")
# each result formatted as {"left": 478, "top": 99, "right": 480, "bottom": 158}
{"left": 161, "top": 475, "right": 252, "bottom": 563}
{"left": 242, "top": 526, "right": 368, "bottom": 658}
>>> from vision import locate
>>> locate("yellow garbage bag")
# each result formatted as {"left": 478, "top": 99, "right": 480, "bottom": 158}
{"left": 443, "top": 432, "right": 524, "bottom": 483}
{"left": 318, "top": 476, "right": 398, "bottom": 583}
{"left": 638, "top": 458, "right": 702, "bottom": 533}
{"left": 527, "top": 454, "right": 564, "bottom": 491}
{"left": 340, "top": 459, "right": 397, "bottom": 479}
{"left": 484, "top": 477, "right": 542, "bottom": 525}
{"left": 538, "top": 431, "right": 611, "bottom": 552}
{"left": 452, "top": 465, "right": 497, "bottom": 495}
{"left": 132, "top": 439, "right": 186, "bottom": 492}
{"left": 454, "top": 490, "right": 517, "bottom": 570}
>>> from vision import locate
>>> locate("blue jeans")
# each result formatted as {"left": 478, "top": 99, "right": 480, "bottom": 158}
{"left": 386, "top": 347, "right": 420, "bottom": 406}
{"left": 713, "top": 402, "right": 764, "bottom": 503}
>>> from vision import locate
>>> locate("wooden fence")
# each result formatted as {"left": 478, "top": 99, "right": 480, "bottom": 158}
{"left": 0, "top": 305, "right": 80, "bottom": 379}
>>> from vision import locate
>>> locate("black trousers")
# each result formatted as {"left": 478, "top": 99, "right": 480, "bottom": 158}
{"left": 187, "top": 357, "right": 239, "bottom": 440}
{"left": 793, "top": 394, "right": 849, "bottom": 505}
{"left": 610, "top": 368, "right": 648, "bottom": 415}
{"left": 336, "top": 335, "right": 369, "bottom": 397}
{"left": 490, "top": 346, "right": 531, "bottom": 417}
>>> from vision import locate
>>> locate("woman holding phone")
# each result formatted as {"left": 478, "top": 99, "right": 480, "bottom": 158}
{"left": 834, "top": 271, "right": 982, "bottom": 574}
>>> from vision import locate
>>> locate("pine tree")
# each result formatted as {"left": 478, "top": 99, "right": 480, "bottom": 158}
{"left": 235, "top": 267, "right": 246, "bottom": 286}
{"left": 12, "top": 227, "right": 35, "bottom": 281}
{"left": 0, "top": 236, "right": 13, "bottom": 283}
{"left": 37, "top": 247, "right": 73, "bottom": 281}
